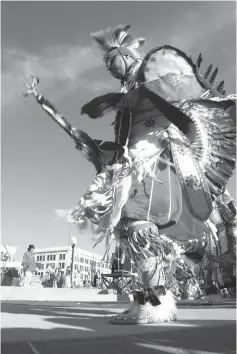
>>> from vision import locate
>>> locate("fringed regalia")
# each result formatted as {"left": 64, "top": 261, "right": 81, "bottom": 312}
{"left": 24, "top": 25, "right": 236, "bottom": 324}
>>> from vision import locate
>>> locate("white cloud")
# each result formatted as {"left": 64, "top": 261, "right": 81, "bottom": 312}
{"left": 54, "top": 209, "right": 70, "bottom": 219}
{"left": 1, "top": 44, "right": 105, "bottom": 108}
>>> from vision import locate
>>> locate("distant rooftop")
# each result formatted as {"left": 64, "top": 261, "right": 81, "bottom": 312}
{"left": 34, "top": 246, "right": 104, "bottom": 259}
{"left": 34, "top": 246, "right": 71, "bottom": 253}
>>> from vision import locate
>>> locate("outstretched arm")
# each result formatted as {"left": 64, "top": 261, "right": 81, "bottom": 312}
{"left": 23, "top": 77, "right": 84, "bottom": 143}
{"left": 22, "top": 77, "right": 104, "bottom": 173}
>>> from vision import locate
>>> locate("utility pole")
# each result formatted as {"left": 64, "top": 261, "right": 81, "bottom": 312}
{"left": 71, "top": 236, "right": 77, "bottom": 288}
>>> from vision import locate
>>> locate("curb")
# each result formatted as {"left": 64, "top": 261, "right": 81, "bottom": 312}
{"left": 2, "top": 300, "right": 236, "bottom": 308}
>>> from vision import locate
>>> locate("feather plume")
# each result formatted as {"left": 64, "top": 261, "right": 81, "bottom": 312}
{"left": 90, "top": 24, "right": 145, "bottom": 61}
{"left": 204, "top": 64, "right": 213, "bottom": 79}
{"left": 113, "top": 24, "right": 131, "bottom": 44}
{"left": 209, "top": 67, "right": 218, "bottom": 85}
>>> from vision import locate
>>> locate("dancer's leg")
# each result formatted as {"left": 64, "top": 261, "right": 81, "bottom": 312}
{"left": 110, "top": 220, "right": 177, "bottom": 324}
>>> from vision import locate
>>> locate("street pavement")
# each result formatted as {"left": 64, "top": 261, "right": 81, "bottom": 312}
{"left": 1, "top": 301, "right": 236, "bottom": 354}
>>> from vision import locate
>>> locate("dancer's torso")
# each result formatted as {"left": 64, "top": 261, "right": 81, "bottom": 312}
{"left": 120, "top": 92, "right": 182, "bottom": 227}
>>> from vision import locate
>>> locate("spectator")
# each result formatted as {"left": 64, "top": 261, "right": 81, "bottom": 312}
{"left": 63, "top": 267, "right": 71, "bottom": 288}
{"left": 74, "top": 269, "right": 83, "bottom": 288}
{"left": 57, "top": 271, "right": 64, "bottom": 288}
{"left": 20, "top": 245, "right": 36, "bottom": 287}
{"left": 93, "top": 272, "right": 99, "bottom": 288}
{"left": 98, "top": 271, "right": 102, "bottom": 289}
{"left": 52, "top": 266, "right": 61, "bottom": 288}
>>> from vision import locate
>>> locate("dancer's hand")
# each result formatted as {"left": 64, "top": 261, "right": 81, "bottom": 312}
{"left": 22, "top": 76, "right": 39, "bottom": 97}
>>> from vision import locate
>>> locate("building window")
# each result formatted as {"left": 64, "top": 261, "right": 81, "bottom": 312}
{"left": 52, "top": 255, "right": 56, "bottom": 261}
{"left": 47, "top": 255, "right": 50, "bottom": 261}
{"left": 80, "top": 257, "right": 84, "bottom": 263}
{"left": 59, "top": 254, "right": 65, "bottom": 261}
{"left": 80, "top": 265, "right": 84, "bottom": 271}
{"left": 85, "top": 259, "right": 88, "bottom": 264}
{"left": 36, "top": 256, "right": 39, "bottom": 261}
{"left": 61, "top": 263, "right": 65, "bottom": 269}
{"left": 42, "top": 256, "right": 45, "bottom": 261}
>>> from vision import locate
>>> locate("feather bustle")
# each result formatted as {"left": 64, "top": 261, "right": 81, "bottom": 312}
{"left": 196, "top": 53, "right": 203, "bottom": 69}
{"left": 209, "top": 67, "right": 218, "bottom": 85}
{"left": 204, "top": 64, "right": 213, "bottom": 79}
{"left": 216, "top": 80, "right": 225, "bottom": 92}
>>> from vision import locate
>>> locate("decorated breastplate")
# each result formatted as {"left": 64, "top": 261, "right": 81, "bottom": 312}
{"left": 127, "top": 95, "right": 172, "bottom": 146}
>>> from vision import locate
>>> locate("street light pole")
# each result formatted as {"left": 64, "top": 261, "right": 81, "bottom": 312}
{"left": 71, "top": 236, "right": 77, "bottom": 288}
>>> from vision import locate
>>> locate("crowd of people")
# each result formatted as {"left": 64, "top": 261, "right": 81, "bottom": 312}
{"left": 16, "top": 244, "right": 236, "bottom": 300}
{"left": 40, "top": 266, "right": 104, "bottom": 289}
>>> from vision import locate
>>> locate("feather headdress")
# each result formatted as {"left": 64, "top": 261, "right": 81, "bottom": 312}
{"left": 90, "top": 24, "right": 146, "bottom": 62}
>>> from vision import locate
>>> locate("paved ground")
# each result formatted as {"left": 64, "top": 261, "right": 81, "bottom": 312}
{"left": 1, "top": 301, "right": 236, "bottom": 354}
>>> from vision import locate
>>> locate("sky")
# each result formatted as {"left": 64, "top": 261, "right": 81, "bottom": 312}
{"left": 2, "top": 1, "right": 236, "bottom": 261}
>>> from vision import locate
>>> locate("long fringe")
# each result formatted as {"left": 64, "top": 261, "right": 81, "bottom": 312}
{"left": 121, "top": 226, "right": 182, "bottom": 266}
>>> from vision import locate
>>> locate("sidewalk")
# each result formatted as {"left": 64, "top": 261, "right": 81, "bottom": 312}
{"left": 1, "top": 286, "right": 131, "bottom": 302}
{"left": 1, "top": 286, "right": 235, "bottom": 308}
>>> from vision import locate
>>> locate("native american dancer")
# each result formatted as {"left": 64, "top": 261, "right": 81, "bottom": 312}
{"left": 23, "top": 24, "right": 236, "bottom": 324}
